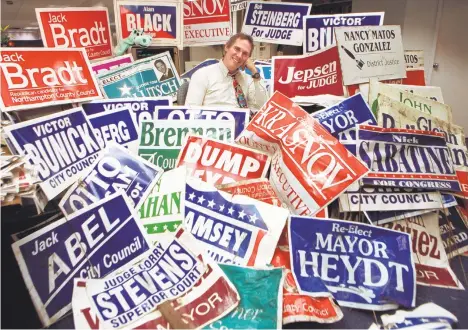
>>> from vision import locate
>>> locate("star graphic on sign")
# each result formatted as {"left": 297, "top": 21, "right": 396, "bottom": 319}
{"left": 238, "top": 210, "right": 246, "bottom": 219}
{"left": 249, "top": 213, "right": 258, "bottom": 223}
{"left": 188, "top": 192, "right": 196, "bottom": 201}
{"left": 197, "top": 195, "right": 205, "bottom": 204}
{"left": 173, "top": 223, "right": 180, "bottom": 229}
{"left": 152, "top": 224, "right": 159, "bottom": 232}
{"left": 163, "top": 224, "right": 168, "bottom": 231}
{"left": 420, "top": 318, "right": 430, "bottom": 323}
{"left": 219, "top": 204, "right": 225, "bottom": 212}
{"left": 227, "top": 207, "right": 234, "bottom": 215}
{"left": 403, "top": 320, "right": 413, "bottom": 325}
{"left": 119, "top": 83, "right": 132, "bottom": 96}
{"left": 207, "top": 199, "right": 216, "bottom": 208}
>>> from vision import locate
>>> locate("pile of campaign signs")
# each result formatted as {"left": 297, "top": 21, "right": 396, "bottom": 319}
{"left": 1, "top": 3, "right": 468, "bottom": 330}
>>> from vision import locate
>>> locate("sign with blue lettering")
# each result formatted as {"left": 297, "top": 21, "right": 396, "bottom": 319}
{"left": 439, "top": 206, "right": 468, "bottom": 258}
{"left": 242, "top": 1, "right": 312, "bottom": 46}
{"left": 11, "top": 192, "right": 150, "bottom": 327}
{"left": 181, "top": 59, "right": 219, "bottom": 83}
{"left": 85, "top": 228, "right": 205, "bottom": 329}
{"left": 184, "top": 177, "right": 288, "bottom": 266}
{"left": 59, "top": 143, "right": 163, "bottom": 216}
{"left": 3, "top": 107, "right": 101, "bottom": 200}
{"left": 358, "top": 124, "right": 461, "bottom": 191}
{"left": 289, "top": 216, "right": 416, "bottom": 310}
{"left": 97, "top": 52, "right": 181, "bottom": 99}
{"left": 88, "top": 108, "right": 140, "bottom": 151}
{"left": 245, "top": 64, "right": 272, "bottom": 95}
{"left": 303, "top": 12, "right": 384, "bottom": 54}
{"left": 82, "top": 97, "right": 172, "bottom": 127}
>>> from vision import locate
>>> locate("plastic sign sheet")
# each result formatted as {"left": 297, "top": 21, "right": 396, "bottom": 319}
{"left": 236, "top": 92, "right": 369, "bottom": 216}
{"left": 0, "top": 48, "right": 102, "bottom": 111}
{"left": 439, "top": 206, "right": 468, "bottom": 258}
{"left": 218, "top": 178, "right": 284, "bottom": 207}
{"left": 207, "top": 264, "right": 283, "bottom": 329}
{"left": 59, "top": 143, "right": 163, "bottom": 216}
{"left": 85, "top": 229, "right": 205, "bottom": 329}
{"left": 138, "top": 166, "right": 185, "bottom": 243}
{"left": 180, "top": 59, "right": 219, "bottom": 82}
{"left": 138, "top": 119, "right": 234, "bottom": 171}
{"left": 183, "top": 0, "right": 232, "bottom": 46}
{"left": 381, "top": 212, "right": 464, "bottom": 290}
{"left": 114, "top": 0, "right": 183, "bottom": 49}
{"left": 184, "top": 177, "right": 288, "bottom": 266}
{"left": 357, "top": 125, "right": 461, "bottom": 192}
{"left": 97, "top": 52, "right": 181, "bottom": 99}
{"left": 405, "top": 50, "right": 424, "bottom": 69}
{"left": 88, "top": 108, "right": 140, "bottom": 151}
{"left": 11, "top": 192, "right": 150, "bottom": 327}
{"left": 242, "top": 1, "right": 312, "bottom": 46}
{"left": 339, "top": 187, "right": 443, "bottom": 212}
{"left": 289, "top": 216, "right": 416, "bottom": 311}
{"left": 390, "top": 84, "right": 444, "bottom": 104}
{"left": 303, "top": 12, "right": 384, "bottom": 54}
{"left": 176, "top": 135, "right": 271, "bottom": 185}
{"left": 91, "top": 54, "right": 134, "bottom": 75}
{"left": 36, "top": 7, "right": 113, "bottom": 61}
{"left": 82, "top": 97, "right": 173, "bottom": 126}
{"left": 4, "top": 108, "right": 102, "bottom": 200}
{"left": 335, "top": 25, "right": 406, "bottom": 85}
{"left": 272, "top": 46, "right": 344, "bottom": 98}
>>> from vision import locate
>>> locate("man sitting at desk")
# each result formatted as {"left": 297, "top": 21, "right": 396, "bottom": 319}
{"left": 185, "top": 33, "right": 267, "bottom": 111}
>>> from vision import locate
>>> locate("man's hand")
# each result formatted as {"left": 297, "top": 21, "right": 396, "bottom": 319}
{"left": 244, "top": 58, "right": 257, "bottom": 74}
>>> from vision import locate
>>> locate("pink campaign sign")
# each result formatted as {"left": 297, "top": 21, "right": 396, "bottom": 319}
{"left": 91, "top": 54, "right": 134, "bottom": 75}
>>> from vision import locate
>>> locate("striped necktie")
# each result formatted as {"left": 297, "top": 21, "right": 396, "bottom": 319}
{"left": 229, "top": 72, "right": 248, "bottom": 108}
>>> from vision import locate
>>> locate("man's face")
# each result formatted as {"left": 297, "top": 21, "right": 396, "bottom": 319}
{"left": 156, "top": 62, "right": 166, "bottom": 73}
{"left": 223, "top": 39, "right": 251, "bottom": 72}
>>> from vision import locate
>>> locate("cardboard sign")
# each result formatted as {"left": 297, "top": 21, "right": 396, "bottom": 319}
{"left": 183, "top": 0, "right": 232, "bottom": 46}
{"left": 138, "top": 119, "right": 234, "bottom": 171}
{"left": 177, "top": 135, "right": 271, "bottom": 185}
{"left": 231, "top": 0, "right": 248, "bottom": 11}
{"left": 218, "top": 178, "right": 284, "bottom": 207}
{"left": 4, "top": 108, "right": 102, "bottom": 200}
{"left": 381, "top": 212, "right": 464, "bottom": 290}
{"left": 289, "top": 216, "right": 416, "bottom": 310}
{"left": 91, "top": 54, "right": 134, "bottom": 75}
{"left": 184, "top": 177, "right": 288, "bottom": 266}
{"left": 114, "top": 0, "right": 183, "bottom": 49}
{"left": 85, "top": 229, "right": 205, "bottom": 329}
{"left": 358, "top": 124, "right": 461, "bottom": 192}
{"left": 36, "top": 7, "right": 113, "bottom": 61}
{"left": 88, "top": 108, "right": 140, "bottom": 151}
{"left": 82, "top": 97, "right": 173, "bottom": 126}
{"left": 390, "top": 84, "right": 445, "bottom": 103}
{"left": 59, "top": 143, "right": 163, "bottom": 216}
{"left": 97, "top": 52, "right": 181, "bottom": 99}
{"left": 272, "top": 46, "right": 344, "bottom": 98}
{"left": 439, "top": 206, "right": 468, "bottom": 258}
{"left": 0, "top": 48, "right": 101, "bottom": 111}
{"left": 236, "top": 92, "right": 369, "bottom": 215}
{"left": 12, "top": 192, "right": 150, "bottom": 326}
{"left": 180, "top": 59, "right": 219, "bottom": 82}
{"left": 303, "top": 12, "right": 384, "bottom": 53}
{"left": 405, "top": 50, "right": 424, "bottom": 69}
{"left": 335, "top": 25, "right": 406, "bottom": 85}
{"left": 242, "top": 1, "right": 312, "bottom": 46}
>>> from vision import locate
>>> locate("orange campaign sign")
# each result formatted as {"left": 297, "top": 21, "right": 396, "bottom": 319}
{"left": 0, "top": 48, "right": 102, "bottom": 111}
{"left": 36, "top": 7, "right": 113, "bottom": 61}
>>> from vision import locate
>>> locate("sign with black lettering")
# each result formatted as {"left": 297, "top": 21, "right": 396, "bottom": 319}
{"left": 335, "top": 25, "right": 406, "bottom": 85}
{"left": 12, "top": 192, "right": 150, "bottom": 327}
{"left": 404, "top": 50, "right": 424, "bottom": 69}
{"left": 290, "top": 216, "right": 416, "bottom": 310}
{"left": 439, "top": 206, "right": 468, "bottom": 258}
{"left": 3, "top": 107, "right": 101, "bottom": 200}
{"left": 242, "top": 1, "right": 312, "bottom": 46}
{"left": 388, "top": 84, "right": 445, "bottom": 104}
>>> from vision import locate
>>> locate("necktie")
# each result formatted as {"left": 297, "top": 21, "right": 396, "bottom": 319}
{"left": 230, "top": 73, "right": 248, "bottom": 108}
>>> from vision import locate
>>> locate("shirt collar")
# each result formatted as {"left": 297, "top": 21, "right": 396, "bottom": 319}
{"left": 219, "top": 60, "right": 239, "bottom": 77}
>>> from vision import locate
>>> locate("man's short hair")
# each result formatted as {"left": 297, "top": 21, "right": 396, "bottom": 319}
{"left": 225, "top": 32, "right": 254, "bottom": 56}
{"left": 155, "top": 59, "right": 166, "bottom": 68}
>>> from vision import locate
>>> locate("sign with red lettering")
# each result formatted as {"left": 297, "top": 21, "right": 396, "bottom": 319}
{"left": 177, "top": 135, "right": 271, "bottom": 185}
{"left": 183, "top": 0, "right": 232, "bottom": 46}
{"left": 272, "top": 46, "right": 344, "bottom": 98}
{"left": 236, "top": 91, "right": 369, "bottom": 216}
{"left": 36, "top": 8, "right": 113, "bottom": 61}
{"left": 0, "top": 49, "right": 101, "bottom": 111}
{"left": 218, "top": 178, "right": 284, "bottom": 207}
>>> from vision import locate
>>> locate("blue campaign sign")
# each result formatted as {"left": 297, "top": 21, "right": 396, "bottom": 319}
{"left": 3, "top": 107, "right": 101, "bottom": 200}
{"left": 82, "top": 97, "right": 173, "bottom": 127}
{"left": 88, "top": 108, "right": 139, "bottom": 150}
{"left": 181, "top": 59, "right": 219, "bottom": 82}
{"left": 303, "top": 12, "right": 384, "bottom": 53}
{"left": 289, "top": 216, "right": 416, "bottom": 310}
{"left": 156, "top": 106, "right": 249, "bottom": 138}
{"left": 242, "top": 1, "right": 312, "bottom": 46}
{"left": 12, "top": 192, "right": 150, "bottom": 326}
{"left": 439, "top": 206, "right": 468, "bottom": 257}
{"left": 59, "top": 143, "right": 163, "bottom": 216}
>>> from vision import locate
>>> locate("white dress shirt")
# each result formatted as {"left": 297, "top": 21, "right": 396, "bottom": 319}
{"left": 184, "top": 60, "right": 268, "bottom": 110}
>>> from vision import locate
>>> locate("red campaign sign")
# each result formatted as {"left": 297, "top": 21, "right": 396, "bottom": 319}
{"left": 0, "top": 48, "right": 102, "bottom": 111}
{"left": 177, "top": 135, "right": 271, "bottom": 185}
{"left": 183, "top": 0, "right": 230, "bottom": 25}
{"left": 272, "top": 46, "right": 344, "bottom": 98}
{"left": 36, "top": 8, "right": 113, "bottom": 61}
{"left": 218, "top": 178, "right": 283, "bottom": 207}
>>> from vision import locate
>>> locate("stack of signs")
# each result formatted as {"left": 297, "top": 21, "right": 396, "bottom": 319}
{"left": 97, "top": 52, "right": 181, "bottom": 99}
{"left": 36, "top": 7, "right": 113, "bottom": 61}
{"left": 242, "top": 2, "right": 312, "bottom": 46}
{"left": 12, "top": 192, "right": 150, "bottom": 326}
